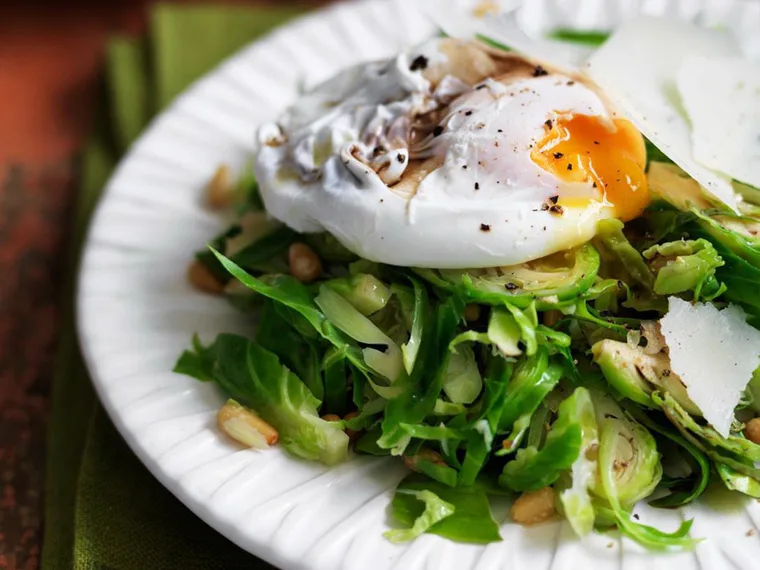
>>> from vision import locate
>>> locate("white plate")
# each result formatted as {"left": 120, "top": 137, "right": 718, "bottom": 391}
{"left": 77, "top": 0, "right": 760, "bottom": 568}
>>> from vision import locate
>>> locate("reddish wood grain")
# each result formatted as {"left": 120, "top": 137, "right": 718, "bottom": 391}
{"left": 0, "top": 2, "right": 326, "bottom": 567}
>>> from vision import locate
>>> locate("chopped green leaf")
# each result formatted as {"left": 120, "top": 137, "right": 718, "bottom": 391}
{"left": 173, "top": 334, "right": 216, "bottom": 382}
{"left": 389, "top": 475, "right": 501, "bottom": 544}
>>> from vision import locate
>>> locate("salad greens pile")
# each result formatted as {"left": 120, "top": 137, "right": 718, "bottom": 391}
{"left": 175, "top": 157, "right": 760, "bottom": 550}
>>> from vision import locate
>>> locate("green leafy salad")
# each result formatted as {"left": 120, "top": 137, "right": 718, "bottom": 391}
{"left": 174, "top": 19, "right": 760, "bottom": 551}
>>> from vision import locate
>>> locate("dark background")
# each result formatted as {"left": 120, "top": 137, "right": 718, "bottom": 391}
{"left": 0, "top": 1, "right": 326, "bottom": 567}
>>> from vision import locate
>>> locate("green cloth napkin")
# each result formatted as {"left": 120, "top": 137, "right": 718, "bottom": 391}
{"left": 42, "top": 5, "right": 304, "bottom": 569}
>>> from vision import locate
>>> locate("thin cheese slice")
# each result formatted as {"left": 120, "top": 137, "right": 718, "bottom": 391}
{"left": 585, "top": 17, "right": 740, "bottom": 213}
{"left": 418, "top": 0, "right": 521, "bottom": 41}
{"left": 481, "top": 12, "right": 592, "bottom": 72}
{"left": 660, "top": 297, "right": 760, "bottom": 437}
{"left": 677, "top": 55, "right": 760, "bottom": 190}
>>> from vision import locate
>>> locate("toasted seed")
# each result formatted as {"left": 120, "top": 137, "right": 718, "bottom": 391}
{"left": 187, "top": 260, "right": 224, "bottom": 294}
{"left": 745, "top": 418, "right": 760, "bottom": 444}
{"left": 464, "top": 304, "right": 481, "bottom": 322}
{"left": 510, "top": 487, "right": 556, "bottom": 526}
{"left": 542, "top": 310, "right": 561, "bottom": 327}
{"left": 402, "top": 448, "right": 446, "bottom": 471}
{"left": 218, "top": 400, "right": 278, "bottom": 448}
{"left": 288, "top": 242, "right": 322, "bottom": 283}
{"left": 321, "top": 414, "right": 341, "bottom": 422}
{"left": 206, "top": 164, "right": 235, "bottom": 209}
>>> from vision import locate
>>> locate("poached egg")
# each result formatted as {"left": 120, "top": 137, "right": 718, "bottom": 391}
{"left": 255, "top": 38, "right": 648, "bottom": 268}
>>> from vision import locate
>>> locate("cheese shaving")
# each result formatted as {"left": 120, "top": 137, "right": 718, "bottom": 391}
{"left": 585, "top": 17, "right": 740, "bottom": 213}
{"left": 660, "top": 297, "right": 760, "bottom": 437}
{"left": 676, "top": 55, "right": 760, "bottom": 190}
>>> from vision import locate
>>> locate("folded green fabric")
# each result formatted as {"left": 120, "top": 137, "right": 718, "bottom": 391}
{"left": 42, "top": 5, "right": 302, "bottom": 569}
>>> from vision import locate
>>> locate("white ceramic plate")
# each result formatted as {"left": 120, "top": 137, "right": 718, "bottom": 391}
{"left": 77, "top": 0, "right": 760, "bottom": 568}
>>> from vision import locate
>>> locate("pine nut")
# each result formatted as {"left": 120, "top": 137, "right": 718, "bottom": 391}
{"left": 542, "top": 310, "right": 561, "bottom": 327}
{"left": 217, "top": 400, "right": 278, "bottom": 448}
{"left": 288, "top": 242, "right": 322, "bottom": 283}
{"left": 402, "top": 448, "right": 446, "bottom": 471}
{"left": 321, "top": 414, "right": 341, "bottom": 422}
{"left": 187, "top": 260, "right": 224, "bottom": 294}
{"left": 510, "top": 487, "right": 556, "bottom": 526}
{"left": 206, "top": 164, "right": 235, "bottom": 209}
{"left": 745, "top": 418, "right": 760, "bottom": 445}
{"left": 464, "top": 304, "right": 481, "bottom": 322}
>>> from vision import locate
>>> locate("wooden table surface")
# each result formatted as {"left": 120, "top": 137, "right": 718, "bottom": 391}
{"left": 0, "top": 1, "right": 323, "bottom": 567}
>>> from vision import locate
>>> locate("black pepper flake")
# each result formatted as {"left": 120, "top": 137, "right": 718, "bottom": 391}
{"left": 462, "top": 165, "right": 468, "bottom": 169}
{"left": 517, "top": 340, "right": 527, "bottom": 351}
{"left": 662, "top": 369, "right": 672, "bottom": 377}
{"left": 474, "top": 182, "right": 480, "bottom": 190}
{"left": 549, "top": 195, "right": 559, "bottom": 204}
{"left": 633, "top": 514, "right": 640, "bottom": 520}
{"left": 433, "top": 125, "right": 444, "bottom": 137}
{"left": 550, "top": 204, "right": 565, "bottom": 216}
{"left": 465, "top": 110, "right": 473, "bottom": 116}
{"left": 553, "top": 152, "right": 564, "bottom": 159}
{"left": 567, "top": 163, "right": 573, "bottom": 171}
{"left": 545, "top": 119, "right": 553, "bottom": 129}
{"left": 505, "top": 283, "right": 518, "bottom": 291}
{"left": 567, "top": 80, "right": 575, "bottom": 86}
{"left": 373, "top": 145, "right": 386, "bottom": 157}
{"left": 594, "top": 140, "right": 600, "bottom": 145}
{"left": 498, "top": 129, "right": 503, "bottom": 133}
{"left": 409, "top": 55, "right": 429, "bottom": 71}
{"left": 541, "top": 203, "right": 550, "bottom": 211}
{"left": 397, "top": 153, "right": 406, "bottom": 163}
{"left": 480, "top": 223, "right": 491, "bottom": 232}
{"left": 476, "top": 84, "right": 487, "bottom": 90}
{"left": 533, "top": 65, "right": 549, "bottom": 77}
{"left": 592, "top": 182, "right": 598, "bottom": 188}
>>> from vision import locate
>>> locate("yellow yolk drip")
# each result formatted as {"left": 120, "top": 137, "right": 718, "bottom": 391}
{"left": 531, "top": 115, "right": 650, "bottom": 221}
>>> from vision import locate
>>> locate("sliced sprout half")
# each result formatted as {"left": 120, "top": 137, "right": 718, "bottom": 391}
{"left": 415, "top": 244, "right": 600, "bottom": 309}
{"left": 592, "top": 339, "right": 700, "bottom": 415}
{"left": 558, "top": 387, "right": 599, "bottom": 537}
{"left": 591, "top": 393, "right": 662, "bottom": 507}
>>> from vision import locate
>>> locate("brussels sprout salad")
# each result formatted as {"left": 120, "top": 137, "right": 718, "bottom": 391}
{"left": 176, "top": 161, "right": 760, "bottom": 549}
{"left": 174, "top": 19, "right": 760, "bottom": 551}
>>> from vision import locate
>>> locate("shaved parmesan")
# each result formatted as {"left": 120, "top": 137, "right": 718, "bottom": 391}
{"left": 676, "top": 56, "right": 760, "bottom": 190}
{"left": 585, "top": 17, "right": 740, "bottom": 213}
{"left": 481, "top": 12, "right": 591, "bottom": 72}
{"left": 418, "top": 0, "right": 521, "bottom": 40}
{"left": 660, "top": 297, "right": 760, "bottom": 437}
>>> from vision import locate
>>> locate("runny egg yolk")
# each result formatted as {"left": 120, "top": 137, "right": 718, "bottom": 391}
{"left": 531, "top": 114, "right": 650, "bottom": 221}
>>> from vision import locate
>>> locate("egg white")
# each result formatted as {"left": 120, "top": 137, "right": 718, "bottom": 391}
{"left": 255, "top": 39, "right": 618, "bottom": 269}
